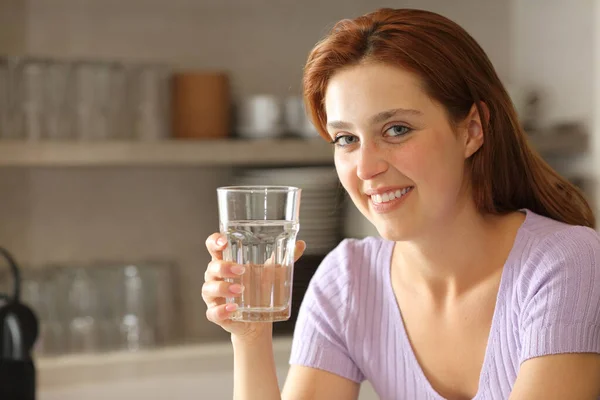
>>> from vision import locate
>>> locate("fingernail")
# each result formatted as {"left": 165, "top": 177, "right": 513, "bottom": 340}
{"left": 225, "top": 303, "right": 238, "bottom": 312}
{"left": 229, "top": 284, "right": 244, "bottom": 294}
{"left": 230, "top": 266, "right": 245, "bottom": 275}
{"left": 217, "top": 237, "right": 227, "bottom": 246}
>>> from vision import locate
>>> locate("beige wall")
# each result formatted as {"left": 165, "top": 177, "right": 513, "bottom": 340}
{"left": 0, "top": 0, "right": 513, "bottom": 342}
{"left": 0, "top": 0, "right": 27, "bottom": 54}
{"left": 23, "top": 0, "right": 512, "bottom": 98}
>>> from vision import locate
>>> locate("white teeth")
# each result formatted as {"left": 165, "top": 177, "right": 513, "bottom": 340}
{"left": 371, "top": 187, "right": 412, "bottom": 204}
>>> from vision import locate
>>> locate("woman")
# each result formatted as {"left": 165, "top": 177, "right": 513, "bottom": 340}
{"left": 202, "top": 8, "right": 600, "bottom": 400}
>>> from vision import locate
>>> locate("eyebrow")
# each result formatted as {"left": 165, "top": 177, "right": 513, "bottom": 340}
{"left": 326, "top": 108, "right": 423, "bottom": 130}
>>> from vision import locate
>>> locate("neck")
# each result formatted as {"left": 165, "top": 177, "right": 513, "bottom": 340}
{"left": 392, "top": 204, "right": 525, "bottom": 299}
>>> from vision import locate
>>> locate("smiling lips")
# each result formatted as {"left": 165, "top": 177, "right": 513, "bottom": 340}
{"left": 370, "top": 186, "right": 414, "bottom": 204}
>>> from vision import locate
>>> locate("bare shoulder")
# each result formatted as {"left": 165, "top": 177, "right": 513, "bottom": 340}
{"left": 282, "top": 365, "right": 360, "bottom": 400}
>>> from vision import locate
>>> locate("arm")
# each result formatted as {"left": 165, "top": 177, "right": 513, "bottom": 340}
{"left": 510, "top": 353, "right": 600, "bottom": 399}
{"left": 232, "top": 329, "right": 281, "bottom": 400}
{"left": 282, "top": 365, "right": 360, "bottom": 400}
{"left": 232, "top": 330, "right": 360, "bottom": 400}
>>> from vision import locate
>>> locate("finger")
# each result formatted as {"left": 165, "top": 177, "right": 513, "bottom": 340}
{"left": 201, "top": 280, "right": 244, "bottom": 304}
{"left": 205, "top": 232, "right": 228, "bottom": 261}
{"left": 264, "top": 239, "right": 306, "bottom": 265}
{"left": 204, "top": 260, "right": 246, "bottom": 281}
{"left": 206, "top": 295, "right": 225, "bottom": 309}
{"left": 294, "top": 240, "right": 307, "bottom": 262}
{"left": 206, "top": 303, "right": 238, "bottom": 324}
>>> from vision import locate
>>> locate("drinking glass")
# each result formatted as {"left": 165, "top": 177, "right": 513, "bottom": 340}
{"left": 44, "top": 60, "right": 75, "bottom": 140}
{"left": 130, "top": 64, "right": 170, "bottom": 141}
{"left": 66, "top": 267, "right": 99, "bottom": 353}
{"left": 217, "top": 186, "right": 301, "bottom": 322}
{"left": 21, "top": 59, "right": 45, "bottom": 141}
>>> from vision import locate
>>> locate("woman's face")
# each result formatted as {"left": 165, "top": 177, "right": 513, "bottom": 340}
{"left": 324, "top": 63, "right": 483, "bottom": 241}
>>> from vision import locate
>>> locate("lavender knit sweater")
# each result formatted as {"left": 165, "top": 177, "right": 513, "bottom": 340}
{"left": 290, "top": 209, "right": 600, "bottom": 399}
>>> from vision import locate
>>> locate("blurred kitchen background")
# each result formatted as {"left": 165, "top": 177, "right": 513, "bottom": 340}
{"left": 0, "top": 0, "right": 598, "bottom": 399}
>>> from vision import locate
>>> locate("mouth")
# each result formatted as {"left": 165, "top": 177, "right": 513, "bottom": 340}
{"left": 368, "top": 186, "right": 414, "bottom": 213}
{"left": 369, "top": 186, "right": 414, "bottom": 204}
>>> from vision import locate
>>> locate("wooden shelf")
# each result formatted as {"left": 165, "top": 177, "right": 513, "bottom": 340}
{"left": 526, "top": 128, "right": 589, "bottom": 157}
{"left": 0, "top": 138, "right": 333, "bottom": 167}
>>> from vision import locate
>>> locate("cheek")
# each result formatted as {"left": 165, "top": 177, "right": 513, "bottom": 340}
{"left": 334, "top": 156, "right": 366, "bottom": 209}
{"left": 394, "top": 136, "right": 464, "bottom": 192}
{"left": 334, "top": 156, "right": 356, "bottom": 192}
{"left": 385, "top": 140, "right": 422, "bottom": 180}
{"left": 334, "top": 155, "right": 346, "bottom": 177}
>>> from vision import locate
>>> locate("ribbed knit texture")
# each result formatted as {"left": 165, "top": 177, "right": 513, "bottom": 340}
{"left": 290, "top": 209, "right": 600, "bottom": 399}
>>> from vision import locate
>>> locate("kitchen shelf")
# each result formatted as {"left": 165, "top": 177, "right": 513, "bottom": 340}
{"left": 0, "top": 138, "right": 333, "bottom": 167}
{"left": 526, "top": 128, "right": 589, "bottom": 157}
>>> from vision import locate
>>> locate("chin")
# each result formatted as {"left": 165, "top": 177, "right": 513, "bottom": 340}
{"left": 373, "top": 223, "right": 413, "bottom": 242}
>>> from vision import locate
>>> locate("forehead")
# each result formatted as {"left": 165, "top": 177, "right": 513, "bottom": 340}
{"left": 324, "top": 63, "right": 433, "bottom": 122}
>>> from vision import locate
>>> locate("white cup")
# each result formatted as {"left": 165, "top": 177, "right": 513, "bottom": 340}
{"left": 237, "top": 95, "right": 283, "bottom": 138}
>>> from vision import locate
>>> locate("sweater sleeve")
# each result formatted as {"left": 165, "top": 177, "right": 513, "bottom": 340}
{"left": 519, "top": 226, "right": 600, "bottom": 364}
{"left": 289, "top": 239, "right": 365, "bottom": 383}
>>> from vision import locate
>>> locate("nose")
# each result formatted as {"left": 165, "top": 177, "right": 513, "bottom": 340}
{"left": 356, "top": 142, "right": 388, "bottom": 181}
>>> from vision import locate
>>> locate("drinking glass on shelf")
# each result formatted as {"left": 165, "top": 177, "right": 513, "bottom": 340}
{"left": 88, "top": 263, "right": 122, "bottom": 351}
{"left": 73, "top": 61, "right": 112, "bottom": 141}
{"left": 66, "top": 267, "right": 99, "bottom": 353}
{"left": 43, "top": 267, "right": 69, "bottom": 355}
{"left": 44, "top": 60, "right": 75, "bottom": 140}
{"left": 130, "top": 64, "right": 170, "bottom": 141}
{"left": 108, "top": 63, "right": 134, "bottom": 140}
{"left": 115, "top": 264, "right": 155, "bottom": 351}
{"left": 2, "top": 57, "right": 28, "bottom": 140}
{"left": 19, "top": 267, "right": 68, "bottom": 356}
{"left": 21, "top": 59, "right": 46, "bottom": 141}
{"left": 73, "top": 61, "right": 93, "bottom": 140}
{"left": 217, "top": 186, "right": 301, "bottom": 322}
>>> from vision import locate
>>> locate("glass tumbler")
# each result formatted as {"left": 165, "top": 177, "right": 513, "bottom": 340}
{"left": 217, "top": 186, "right": 301, "bottom": 322}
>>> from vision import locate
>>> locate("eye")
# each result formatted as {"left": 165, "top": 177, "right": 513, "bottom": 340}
{"left": 332, "top": 134, "right": 359, "bottom": 147}
{"left": 384, "top": 125, "right": 411, "bottom": 137}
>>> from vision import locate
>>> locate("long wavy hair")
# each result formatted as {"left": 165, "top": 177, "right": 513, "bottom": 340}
{"left": 303, "top": 8, "right": 595, "bottom": 228}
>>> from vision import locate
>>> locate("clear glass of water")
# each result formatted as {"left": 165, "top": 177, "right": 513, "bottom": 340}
{"left": 217, "top": 186, "right": 301, "bottom": 322}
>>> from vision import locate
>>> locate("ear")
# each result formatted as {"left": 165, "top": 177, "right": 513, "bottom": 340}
{"left": 463, "top": 102, "right": 488, "bottom": 159}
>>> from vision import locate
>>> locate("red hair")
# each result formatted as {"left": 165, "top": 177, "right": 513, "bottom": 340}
{"left": 303, "top": 8, "right": 595, "bottom": 228}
